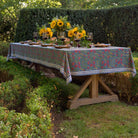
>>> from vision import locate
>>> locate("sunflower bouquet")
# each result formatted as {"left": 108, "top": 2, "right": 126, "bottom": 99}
{"left": 68, "top": 24, "right": 86, "bottom": 40}
{"left": 50, "top": 16, "right": 71, "bottom": 33}
{"left": 39, "top": 24, "right": 53, "bottom": 38}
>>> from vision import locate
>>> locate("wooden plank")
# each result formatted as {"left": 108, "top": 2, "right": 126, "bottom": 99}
{"left": 89, "top": 81, "right": 93, "bottom": 98}
{"left": 35, "top": 64, "right": 40, "bottom": 72}
{"left": 98, "top": 77, "right": 115, "bottom": 95}
{"left": 72, "top": 75, "right": 93, "bottom": 101}
{"left": 68, "top": 95, "right": 119, "bottom": 109}
{"left": 21, "top": 60, "right": 26, "bottom": 66}
{"left": 29, "top": 63, "right": 35, "bottom": 68}
{"left": 89, "top": 75, "right": 99, "bottom": 98}
{"left": 92, "top": 75, "right": 99, "bottom": 98}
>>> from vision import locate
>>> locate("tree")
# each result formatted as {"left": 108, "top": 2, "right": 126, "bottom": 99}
{"left": 0, "top": 0, "right": 61, "bottom": 41}
{"left": 58, "top": 0, "right": 138, "bottom": 9}
{"left": 91, "top": 0, "right": 138, "bottom": 9}
{"left": 59, "top": 0, "right": 97, "bottom": 9}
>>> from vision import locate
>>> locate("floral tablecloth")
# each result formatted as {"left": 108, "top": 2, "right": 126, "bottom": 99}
{"left": 7, "top": 43, "right": 136, "bottom": 83}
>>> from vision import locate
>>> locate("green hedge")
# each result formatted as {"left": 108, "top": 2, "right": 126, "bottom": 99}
{"left": 15, "top": 5, "right": 138, "bottom": 51}
{"left": 0, "top": 76, "right": 30, "bottom": 109}
{"left": 0, "top": 41, "right": 10, "bottom": 56}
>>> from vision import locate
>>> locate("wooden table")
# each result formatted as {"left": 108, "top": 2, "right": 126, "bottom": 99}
{"left": 7, "top": 43, "right": 136, "bottom": 109}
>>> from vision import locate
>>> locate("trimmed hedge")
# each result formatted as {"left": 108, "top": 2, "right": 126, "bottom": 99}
{"left": 15, "top": 5, "right": 138, "bottom": 51}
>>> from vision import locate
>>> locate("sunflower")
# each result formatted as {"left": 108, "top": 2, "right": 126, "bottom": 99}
{"left": 47, "top": 28, "right": 52, "bottom": 32}
{"left": 39, "top": 29, "right": 43, "bottom": 36}
{"left": 76, "top": 32, "right": 83, "bottom": 39}
{"left": 49, "top": 31, "right": 53, "bottom": 38}
{"left": 50, "top": 20, "right": 56, "bottom": 29}
{"left": 72, "top": 27, "right": 78, "bottom": 35}
{"left": 82, "top": 30, "right": 86, "bottom": 37}
{"left": 67, "top": 22, "right": 71, "bottom": 28}
{"left": 39, "top": 28, "right": 46, "bottom": 36}
{"left": 73, "top": 27, "right": 78, "bottom": 32}
{"left": 57, "top": 19, "right": 64, "bottom": 27}
{"left": 68, "top": 30, "right": 74, "bottom": 38}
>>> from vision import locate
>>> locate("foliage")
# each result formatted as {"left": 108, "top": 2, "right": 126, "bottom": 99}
{"left": 92, "top": 0, "right": 138, "bottom": 9}
{"left": 133, "top": 52, "right": 138, "bottom": 58}
{"left": 0, "top": 102, "right": 51, "bottom": 138}
{"left": 0, "top": 0, "right": 61, "bottom": 41}
{"left": 0, "top": 41, "right": 10, "bottom": 56}
{"left": 0, "top": 76, "right": 30, "bottom": 110}
{"left": 59, "top": 0, "right": 138, "bottom": 9}
{"left": 0, "top": 56, "right": 52, "bottom": 137}
{"left": 15, "top": 5, "right": 138, "bottom": 51}
{"left": 32, "top": 84, "right": 60, "bottom": 106}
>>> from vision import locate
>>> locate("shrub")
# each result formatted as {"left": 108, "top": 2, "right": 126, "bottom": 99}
{"left": 0, "top": 41, "right": 9, "bottom": 56}
{"left": 0, "top": 106, "right": 51, "bottom": 138}
{"left": 33, "top": 84, "right": 60, "bottom": 106}
{"left": 0, "top": 77, "right": 30, "bottom": 110}
{"left": 0, "top": 56, "right": 52, "bottom": 137}
{"left": 101, "top": 72, "right": 138, "bottom": 104}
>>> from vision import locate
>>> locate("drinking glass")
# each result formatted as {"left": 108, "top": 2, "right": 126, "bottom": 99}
{"left": 58, "top": 32, "right": 66, "bottom": 45}
{"left": 87, "top": 32, "right": 93, "bottom": 42}
{"left": 42, "top": 32, "right": 49, "bottom": 42}
{"left": 74, "top": 34, "right": 81, "bottom": 48}
{"left": 33, "top": 32, "right": 38, "bottom": 42}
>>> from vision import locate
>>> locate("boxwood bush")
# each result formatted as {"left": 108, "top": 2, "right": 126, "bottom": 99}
{"left": 0, "top": 77, "right": 30, "bottom": 110}
{"left": 0, "top": 56, "right": 52, "bottom": 137}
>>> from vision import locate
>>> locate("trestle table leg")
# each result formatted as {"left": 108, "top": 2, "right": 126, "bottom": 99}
{"left": 68, "top": 74, "right": 118, "bottom": 109}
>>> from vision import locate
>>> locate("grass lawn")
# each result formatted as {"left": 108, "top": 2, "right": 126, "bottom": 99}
{"left": 61, "top": 102, "right": 138, "bottom": 138}
{"left": 59, "top": 52, "right": 138, "bottom": 138}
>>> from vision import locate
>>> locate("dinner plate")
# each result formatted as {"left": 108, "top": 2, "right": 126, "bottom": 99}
{"left": 41, "top": 43, "right": 55, "bottom": 47}
{"left": 29, "top": 42, "right": 41, "bottom": 45}
{"left": 94, "top": 43, "right": 111, "bottom": 47}
{"left": 54, "top": 45, "right": 71, "bottom": 49}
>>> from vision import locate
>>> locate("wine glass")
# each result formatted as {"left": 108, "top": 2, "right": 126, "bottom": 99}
{"left": 42, "top": 32, "right": 49, "bottom": 42}
{"left": 87, "top": 32, "right": 93, "bottom": 42}
{"left": 58, "top": 32, "right": 66, "bottom": 45}
{"left": 33, "top": 32, "right": 38, "bottom": 42}
{"left": 87, "top": 32, "right": 93, "bottom": 48}
{"left": 74, "top": 33, "right": 81, "bottom": 48}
